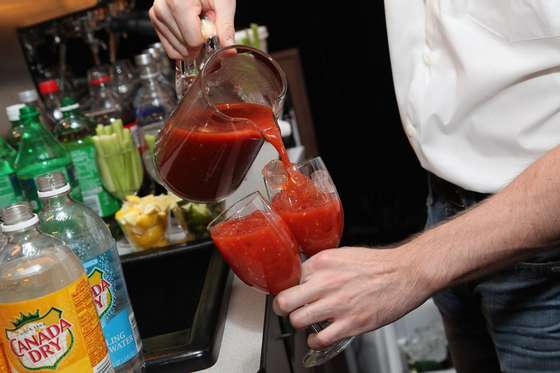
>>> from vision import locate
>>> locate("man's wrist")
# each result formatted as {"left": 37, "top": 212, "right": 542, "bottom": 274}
{"left": 398, "top": 239, "right": 450, "bottom": 296}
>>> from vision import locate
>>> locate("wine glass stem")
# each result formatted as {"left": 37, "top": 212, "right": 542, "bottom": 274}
{"left": 303, "top": 321, "right": 354, "bottom": 368}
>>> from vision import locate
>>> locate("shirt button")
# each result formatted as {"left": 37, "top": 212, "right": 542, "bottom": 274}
{"left": 404, "top": 122, "right": 417, "bottom": 139}
{"left": 423, "top": 49, "right": 433, "bottom": 65}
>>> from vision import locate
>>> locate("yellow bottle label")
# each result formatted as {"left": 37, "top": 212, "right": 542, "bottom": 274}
{"left": 0, "top": 344, "right": 9, "bottom": 372}
{"left": 0, "top": 275, "right": 112, "bottom": 372}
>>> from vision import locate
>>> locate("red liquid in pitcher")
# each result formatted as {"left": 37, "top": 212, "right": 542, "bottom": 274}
{"left": 157, "top": 103, "right": 276, "bottom": 202}
{"left": 210, "top": 210, "right": 301, "bottom": 295}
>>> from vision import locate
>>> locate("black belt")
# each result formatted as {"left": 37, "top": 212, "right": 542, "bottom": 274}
{"left": 428, "top": 173, "right": 490, "bottom": 209}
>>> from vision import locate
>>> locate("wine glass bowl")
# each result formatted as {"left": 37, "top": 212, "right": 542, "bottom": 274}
{"left": 208, "top": 191, "right": 301, "bottom": 295}
{"left": 263, "top": 156, "right": 344, "bottom": 257}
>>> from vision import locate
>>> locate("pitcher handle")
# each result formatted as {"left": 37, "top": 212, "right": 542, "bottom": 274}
{"left": 175, "top": 18, "right": 221, "bottom": 99}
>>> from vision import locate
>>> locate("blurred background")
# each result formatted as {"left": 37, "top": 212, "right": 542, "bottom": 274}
{"left": 0, "top": 0, "right": 428, "bottom": 247}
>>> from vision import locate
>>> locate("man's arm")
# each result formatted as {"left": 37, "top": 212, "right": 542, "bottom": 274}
{"left": 274, "top": 145, "right": 560, "bottom": 350}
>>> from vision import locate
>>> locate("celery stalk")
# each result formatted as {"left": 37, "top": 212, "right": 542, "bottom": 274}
{"left": 251, "top": 23, "right": 260, "bottom": 50}
{"left": 92, "top": 136, "right": 115, "bottom": 193}
{"left": 92, "top": 122, "right": 144, "bottom": 200}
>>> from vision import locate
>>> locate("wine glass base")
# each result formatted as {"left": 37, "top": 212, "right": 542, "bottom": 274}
{"left": 302, "top": 336, "right": 354, "bottom": 368}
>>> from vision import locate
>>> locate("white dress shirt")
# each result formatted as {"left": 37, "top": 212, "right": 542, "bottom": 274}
{"left": 385, "top": 0, "right": 560, "bottom": 193}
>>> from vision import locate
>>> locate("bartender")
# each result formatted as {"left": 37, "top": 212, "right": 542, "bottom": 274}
{"left": 149, "top": 1, "right": 560, "bottom": 372}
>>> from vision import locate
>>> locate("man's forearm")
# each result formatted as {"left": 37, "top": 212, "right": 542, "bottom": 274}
{"left": 406, "top": 145, "right": 560, "bottom": 292}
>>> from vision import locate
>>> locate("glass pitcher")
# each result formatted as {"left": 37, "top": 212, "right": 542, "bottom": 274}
{"left": 154, "top": 45, "right": 287, "bottom": 203}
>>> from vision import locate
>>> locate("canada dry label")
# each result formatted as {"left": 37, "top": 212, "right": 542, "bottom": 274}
{"left": 0, "top": 275, "right": 113, "bottom": 372}
{"left": 85, "top": 251, "right": 140, "bottom": 367}
{"left": 0, "top": 344, "right": 8, "bottom": 372}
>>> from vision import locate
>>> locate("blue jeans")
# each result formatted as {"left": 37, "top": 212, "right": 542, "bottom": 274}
{"left": 427, "top": 183, "right": 560, "bottom": 373}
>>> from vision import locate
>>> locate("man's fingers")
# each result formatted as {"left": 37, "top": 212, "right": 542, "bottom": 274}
{"left": 272, "top": 285, "right": 306, "bottom": 316}
{"left": 300, "top": 259, "right": 315, "bottom": 283}
{"left": 150, "top": 11, "right": 190, "bottom": 58}
{"left": 307, "top": 320, "right": 352, "bottom": 351}
{"left": 172, "top": 0, "right": 205, "bottom": 51}
{"left": 151, "top": 25, "right": 184, "bottom": 59}
{"left": 288, "top": 298, "right": 336, "bottom": 330}
{"left": 214, "top": 0, "right": 236, "bottom": 46}
{"left": 273, "top": 282, "right": 323, "bottom": 317}
{"left": 159, "top": 37, "right": 184, "bottom": 60}
{"left": 300, "top": 251, "right": 336, "bottom": 282}
{"left": 151, "top": 1, "right": 187, "bottom": 46}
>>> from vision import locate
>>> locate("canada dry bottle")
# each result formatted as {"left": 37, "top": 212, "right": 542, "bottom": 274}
{"left": 0, "top": 234, "right": 9, "bottom": 373}
{"left": 0, "top": 202, "right": 114, "bottom": 372}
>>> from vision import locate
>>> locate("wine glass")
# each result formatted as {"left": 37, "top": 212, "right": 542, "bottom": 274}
{"left": 263, "top": 156, "right": 353, "bottom": 367}
{"left": 263, "top": 156, "right": 344, "bottom": 256}
{"left": 208, "top": 191, "right": 301, "bottom": 295}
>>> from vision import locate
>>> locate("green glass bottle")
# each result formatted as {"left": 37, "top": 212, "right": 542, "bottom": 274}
{"left": 14, "top": 105, "right": 82, "bottom": 210}
{"left": 54, "top": 97, "right": 121, "bottom": 217}
{"left": 0, "top": 136, "right": 17, "bottom": 165}
{"left": 0, "top": 137, "right": 22, "bottom": 208}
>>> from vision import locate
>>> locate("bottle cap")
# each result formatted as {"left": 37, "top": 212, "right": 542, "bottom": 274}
{"left": 37, "top": 172, "right": 70, "bottom": 198}
{"left": 144, "top": 48, "right": 159, "bottom": 60}
{"left": 1, "top": 202, "right": 38, "bottom": 232}
{"left": 150, "top": 42, "right": 163, "bottom": 51}
{"left": 89, "top": 75, "right": 111, "bottom": 86}
{"left": 6, "top": 104, "right": 25, "bottom": 121}
{"left": 38, "top": 80, "right": 60, "bottom": 95}
{"left": 135, "top": 54, "right": 159, "bottom": 79}
{"left": 18, "top": 89, "right": 39, "bottom": 103}
{"left": 135, "top": 53, "right": 153, "bottom": 66}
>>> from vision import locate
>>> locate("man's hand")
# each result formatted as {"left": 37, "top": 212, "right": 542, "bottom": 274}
{"left": 149, "top": 0, "right": 236, "bottom": 59}
{"left": 273, "top": 247, "right": 436, "bottom": 350}
{"left": 277, "top": 144, "right": 560, "bottom": 352}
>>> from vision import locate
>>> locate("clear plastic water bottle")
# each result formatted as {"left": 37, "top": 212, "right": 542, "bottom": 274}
{"left": 144, "top": 47, "right": 174, "bottom": 91}
{"left": 149, "top": 43, "right": 173, "bottom": 81}
{"left": 111, "top": 60, "right": 138, "bottom": 104}
{"left": 38, "top": 80, "right": 63, "bottom": 125}
{"left": 37, "top": 172, "right": 144, "bottom": 373}
{"left": 133, "top": 54, "right": 175, "bottom": 131}
{"left": 85, "top": 67, "right": 124, "bottom": 126}
{"left": 133, "top": 53, "right": 176, "bottom": 182}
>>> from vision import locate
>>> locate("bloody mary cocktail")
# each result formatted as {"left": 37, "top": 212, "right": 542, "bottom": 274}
{"left": 271, "top": 170, "right": 344, "bottom": 257}
{"left": 209, "top": 208, "right": 301, "bottom": 295}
